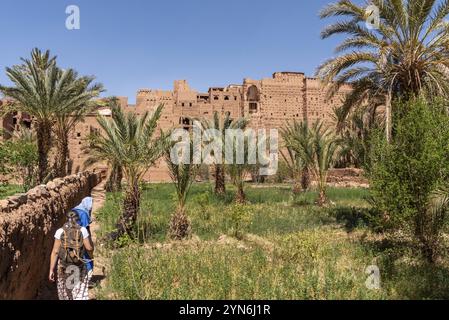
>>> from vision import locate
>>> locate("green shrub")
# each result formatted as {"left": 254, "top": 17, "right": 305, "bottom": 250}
{"left": 0, "top": 136, "right": 38, "bottom": 192}
{"left": 192, "top": 191, "right": 212, "bottom": 221}
{"left": 367, "top": 98, "right": 449, "bottom": 262}
{"left": 226, "top": 204, "right": 253, "bottom": 239}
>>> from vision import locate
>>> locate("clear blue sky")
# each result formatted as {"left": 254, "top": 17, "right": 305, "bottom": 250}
{"left": 0, "top": 0, "right": 347, "bottom": 103}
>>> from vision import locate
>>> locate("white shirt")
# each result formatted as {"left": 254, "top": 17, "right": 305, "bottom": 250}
{"left": 55, "top": 227, "right": 90, "bottom": 240}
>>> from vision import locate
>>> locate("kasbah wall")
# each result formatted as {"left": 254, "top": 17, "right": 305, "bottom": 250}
{"left": 0, "top": 71, "right": 352, "bottom": 181}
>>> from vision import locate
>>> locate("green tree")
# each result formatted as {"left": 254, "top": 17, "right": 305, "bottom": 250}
{"left": 368, "top": 98, "right": 449, "bottom": 263}
{"left": 198, "top": 112, "right": 249, "bottom": 196}
{"left": 0, "top": 48, "right": 102, "bottom": 182}
{"left": 318, "top": 0, "right": 449, "bottom": 142}
{"left": 165, "top": 135, "right": 200, "bottom": 240}
{"left": 86, "top": 102, "right": 169, "bottom": 238}
{"left": 287, "top": 121, "right": 340, "bottom": 206}
{"left": 333, "top": 106, "right": 380, "bottom": 168}
{"left": 0, "top": 49, "right": 56, "bottom": 182}
{"left": 4, "top": 126, "right": 38, "bottom": 191}
{"left": 0, "top": 129, "right": 8, "bottom": 176}
{"left": 52, "top": 73, "right": 103, "bottom": 177}
{"left": 226, "top": 131, "right": 260, "bottom": 204}
{"left": 309, "top": 122, "right": 340, "bottom": 206}
{"left": 84, "top": 99, "right": 124, "bottom": 192}
{"left": 281, "top": 120, "right": 313, "bottom": 194}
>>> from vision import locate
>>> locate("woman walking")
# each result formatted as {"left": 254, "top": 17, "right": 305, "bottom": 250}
{"left": 49, "top": 211, "right": 94, "bottom": 300}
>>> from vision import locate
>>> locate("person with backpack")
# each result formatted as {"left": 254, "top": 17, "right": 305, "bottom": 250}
{"left": 72, "top": 197, "right": 94, "bottom": 279}
{"left": 49, "top": 211, "right": 94, "bottom": 300}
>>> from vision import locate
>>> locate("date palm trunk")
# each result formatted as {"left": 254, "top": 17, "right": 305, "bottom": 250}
{"left": 168, "top": 205, "right": 191, "bottom": 240}
{"left": 386, "top": 90, "right": 392, "bottom": 143}
{"left": 36, "top": 120, "right": 52, "bottom": 183}
{"left": 215, "top": 164, "right": 226, "bottom": 196}
{"left": 114, "top": 181, "right": 140, "bottom": 238}
{"left": 317, "top": 188, "right": 328, "bottom": 207}
{"left": 415, "top": 214, "right": 438, "bottom": 264}
{"left": 301, "top": 168, "right": 311, "bottom": 191}
{"left": 106, "top": 163, "right": 123, "bottom": 192}
{"left": 115, "top": 166, "right": 123, "bottom": 191}
{"left": 55, "top": 132, "right": 69, "bottom": 178}
{"left": 292, "top": 170, "right": 302, "bottom": 195}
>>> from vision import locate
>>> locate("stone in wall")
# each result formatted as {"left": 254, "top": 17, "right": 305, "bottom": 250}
{"left": 0, "top": 170, "right": 105, "bottom": 300}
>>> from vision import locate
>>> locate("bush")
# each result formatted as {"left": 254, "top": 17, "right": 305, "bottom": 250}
{"left": 367, "top": 98, "right": 449, "bottom": 262}
{"left": 0, "top": 133, "right": 38, "bottom": 192}
{"left": 226, "top": 204, "right": 253, "bottom": 239}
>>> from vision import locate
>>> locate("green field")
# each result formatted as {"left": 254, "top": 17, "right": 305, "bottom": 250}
{"left": 95, "top": 184, "right": 449, "bottom": 300}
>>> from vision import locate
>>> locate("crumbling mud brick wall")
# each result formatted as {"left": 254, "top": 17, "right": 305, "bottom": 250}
{"left": 0, "top": 170, "right": 104, "bottom": 300}
{"left": 326, "top": 168, "right": 369, "bottom": 188}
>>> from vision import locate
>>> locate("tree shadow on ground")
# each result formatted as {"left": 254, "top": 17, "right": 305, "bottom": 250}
{"left": 89, "top": 274, "right": 106, "bottom": 289}
{"left": 361, "top": 235, "right": 449, "bottom": 299}
{"left": 331, "top": 206, "right": 374, "bottom": 232}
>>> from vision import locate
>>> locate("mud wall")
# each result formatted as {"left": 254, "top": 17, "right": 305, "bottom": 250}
{"left": 0, "top": 171, "right": 104, "bottom": 300}
{"left": 326, "top": 168, "right": 369, "bottom": 188}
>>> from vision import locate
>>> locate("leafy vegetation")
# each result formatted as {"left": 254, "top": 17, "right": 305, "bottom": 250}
{"left": 283, "top": 120, "right": 340, "bottom": 206}
{"left": 95, "top": 184, "right": 449, "bottom": 300}
{"left": 280, "top": 121, "right": 311, "bottom": 194}
{"left": 85, "top": 102, "right": 169, "bottom": 239}
{"left": 318, "top": 0, "right": 449, "bottom": 141}
{"left": 367, "top": 98, "right": 449, "bottom": 263}
{"left": 165, "top": 134, "right": 199, "bottom": 240}
{"left": 0, "top": 126, "right": 38, "bottom": 191}
{"left": 3, "top": 2, "right": 449, "bottom": 299}
{"left": 198, "top": 111, "right": 249, "bottom": 196}
{"left": 0, "top": 48, "right": 102, "bottom": 182}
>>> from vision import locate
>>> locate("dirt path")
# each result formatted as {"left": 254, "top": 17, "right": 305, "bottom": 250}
{"left": 88, "top": 182, "right": 108, "bottom": 300}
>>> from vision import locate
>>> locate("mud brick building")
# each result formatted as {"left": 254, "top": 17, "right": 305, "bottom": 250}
{"left": 1, "top": 71, "right": 351, "bottom": 181}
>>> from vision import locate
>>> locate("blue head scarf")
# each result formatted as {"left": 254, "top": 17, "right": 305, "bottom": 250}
{"left": 72, "top": 197, "right": 94, "bottom": 271}
{"left": 72, "top": 197, "right": 93, "bottom": 228}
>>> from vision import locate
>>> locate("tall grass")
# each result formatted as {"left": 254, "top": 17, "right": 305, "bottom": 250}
{"left": 96, "top": 183, "right": 369, "bottom": 241}
{"left": 95, "top": 183, "right": 449, "bottom": 300}
{"left": 104, "top": 229, "right": 385, "bottom": 300}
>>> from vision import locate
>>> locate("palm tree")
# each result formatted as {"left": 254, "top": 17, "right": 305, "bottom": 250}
{"left": 333, "top": 106, "right": 381, "bottom": 168}
{"left": 309, "top": 122, "right": 340, "bottom": 206}
{"left": 0, "top": 48, "right": 103, "bottom": 182}
{"left": 281, "top": 121, "right": 313, "bottom": 194}
{"left": 317, "top": 0, "right": 449, "bottom": 142}
{"left": 83, "top": 98, "right": 124, "bottom": 192}
{"left": 0, "top": 49, "right": 57, "bottom": 182}
{"left": 104, "top": 162, "right": 124, "bottom": 192}
{"left": 283, "top": 121, "right": 314, "bottom": 192}
{"left": 199, "top": 112, "right": 249, "bottom": 196}
{"left": 52, "top": 73, "right": 103, "bottom": 177}
{"left": 165, "top": 135, "right": 200, "bottom": 240}
{"left": 287, "top": 121, "right": 340, "bottom": 206}
{"left": 226, "top": 132, "right": 258, "bottom": 204}
{"left": 228, "top": 158, "right": 249, "bottom": 204}
{"left": 85, "top": 102, "right": 169, "bottom": 238}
